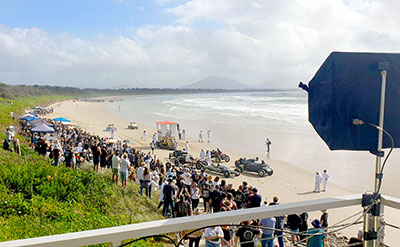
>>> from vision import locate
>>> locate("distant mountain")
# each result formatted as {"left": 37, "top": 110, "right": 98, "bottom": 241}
{"left": 182, "top": 76, "right": 249, "bottom": 90}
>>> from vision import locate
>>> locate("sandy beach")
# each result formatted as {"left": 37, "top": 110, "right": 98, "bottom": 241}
{"left": 47, "top": 98, "right": 400, "bottom": 245}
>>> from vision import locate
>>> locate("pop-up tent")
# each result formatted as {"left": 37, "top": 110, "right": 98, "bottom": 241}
{"left": 31, "top": 124, "right": 55, "bottom": 133}
{"left": 26, "top": 116, "right": 39, "bottom": 122}
{"left": 20, "top": 114, "right": 37, "bottom": 121}
{"left": 300, "top": 52, "right": 400, "bottom": 151}
{"left": 30, "top": 119, "right": 52, "bottom": 127}
{"left": 53, "top": 117, "right": 71, "bottom": 122}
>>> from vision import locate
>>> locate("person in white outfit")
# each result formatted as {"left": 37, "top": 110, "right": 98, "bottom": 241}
{"left": 185, "top": 141, "right": 189, "bottom": 152}
{"left": 200, "top": 149, "right": 206, "bottom": 161}
{"left": 207, "top": 130, "right": 211, "bottom": 143}
{"left": 206, "top": 150, "right": 212, "bottom": 165}
{"left": 142, "top": 130, "right": 147, "bottom": 141}
{"left": 322, "top": 169, "right": 330, "bottom": 192}
{"left": 137, "top": 163, "right": 145, "bottom": 184}
{"left": 198, "top": 131, "right": 203, "bottom": 142}
{"left": 314, "top": 172, "right": 322, "bottom": 193}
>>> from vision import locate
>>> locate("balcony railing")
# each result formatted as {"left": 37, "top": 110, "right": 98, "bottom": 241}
{"left": 1, "top": 194, "right": 399, "bottom": 247}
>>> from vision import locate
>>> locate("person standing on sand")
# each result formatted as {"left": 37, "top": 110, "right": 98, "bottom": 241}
{"left": 207, "top": 150, "right": 212, "bottom": 165}
{"left": 162, "top": 178, "right": 175, "bottom": 217}
{"left": 260, "top": 206, "right": 276, "bottom": 247}
{"left": 265, "top": 138, "right": 271, "bottom": 154}
{"left": 287, "top": 213, "right": 302, "bottom": 245}
{"left": 186, "top": 141, "right": 190, "bottom": 152}
{"left": 200, "top": 149, "right": 206, "bottom": 161}
{"left": 150, "top": 142, "right": 155, "bottom": 155}
{"left": 207, "top": 130, "right": 211, "bottom": 143}
{"left": 235, "top": 220, "right": 260, "bottom": 247}
{"left": 306, "top": 219, "right": 325, "bottom": 247}
{"left": 322, "top": 170, "right": 329, "bottom": 192}
{"left": 320, "top": 209, "right": 328, "bottom": 229}
{"left": 314, "top": 172, "right": 322, "bottom": 193}
{"left": 204, "top": 226, "right": 224, "bottom": 247}
{"left": 142, "top": 130, "right": 147, "bottom": 141}
{"left": 269, "top": 197, "right": 284, "bottom": 247}
{"left": 199, "top": 131, "right": 203, "bottom": 142}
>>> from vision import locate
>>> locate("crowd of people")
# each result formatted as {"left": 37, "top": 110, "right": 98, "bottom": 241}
{"left": 6, "top": 109, "right": 362, "bottom": 247}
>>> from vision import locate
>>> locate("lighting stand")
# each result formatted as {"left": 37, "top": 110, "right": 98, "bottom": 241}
{"left": 363, "top": 62, "right": 389, "bottom": 247}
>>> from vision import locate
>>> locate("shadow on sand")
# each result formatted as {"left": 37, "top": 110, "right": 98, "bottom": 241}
{"left": 297, "top": 191, "right": 317, "bottom": 195}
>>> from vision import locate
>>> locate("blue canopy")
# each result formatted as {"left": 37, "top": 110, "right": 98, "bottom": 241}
{"left": 53, "top": 117, "right": 71, "bottom": 122}
{"left": 300, "top": 52, "right": 400, "bottom": 151}
{"left": 26, "top": 116, "right": 39, "bottom": 122}
{"left": 20, "top": 114, "right": 36, "bottom": 120}
{"left": 31, "top": 124, "right": 55, "bottom": 133}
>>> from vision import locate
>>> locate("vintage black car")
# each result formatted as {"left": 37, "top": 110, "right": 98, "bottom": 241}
{"left": 235, "top": 158, "right": 273, "bottom": 177}
{"left": 196, "top": 162, "right": 241, "bottom": 178}
{"left": 169, "top": 150, "right": 207, "bottom": 167}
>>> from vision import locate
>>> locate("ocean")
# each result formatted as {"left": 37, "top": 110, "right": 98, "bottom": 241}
{"left": 108, "top": 90, "right": 400, "bottom": 196}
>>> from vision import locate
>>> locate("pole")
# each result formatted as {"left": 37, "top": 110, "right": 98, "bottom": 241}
{"left": 364, "top": 68, "right": 387, "bottom": 247}
{"left": 375, "top": 69, "right": 387, "bottom": 192}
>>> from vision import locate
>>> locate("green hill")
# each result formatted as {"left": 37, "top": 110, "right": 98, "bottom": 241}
{"left": 0, "top": 95, "right": 164, "bottom": 246}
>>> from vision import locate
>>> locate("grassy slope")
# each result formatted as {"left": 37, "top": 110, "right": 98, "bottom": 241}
{"left": 0, "top": 96, "right": 164, "bottom": 246}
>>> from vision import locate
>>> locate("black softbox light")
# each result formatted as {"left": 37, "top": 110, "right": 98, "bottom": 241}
{"left": 299, "top": 52, "right": 400, "bottom": 151}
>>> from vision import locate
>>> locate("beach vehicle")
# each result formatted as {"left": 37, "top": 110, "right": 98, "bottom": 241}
{"left": 169, "top": 150, "right": 188, "bottom": 159}
{"left": 211, "top": 148, "right": 230, "bottom": 162}
{"left": 105, "top": 124, "right": 117, "bottom": 132}
{"left": 234, "top": 158, "right": 273, "bottom": 177}
{"left": 169, "top": 150, "right": 207, "bottom": 167}
{"left": 128, "top": 122, "right": 138, "bottom": 130}
{"left": 196, "top": 163, "right": 240, "bottom": 178}
{"left": 156, "top": 121, "right": 178, "bottom": 150}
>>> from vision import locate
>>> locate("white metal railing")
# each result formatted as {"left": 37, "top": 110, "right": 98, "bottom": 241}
{"left": 1, "top": 194, "right": 399, "bottom": 247}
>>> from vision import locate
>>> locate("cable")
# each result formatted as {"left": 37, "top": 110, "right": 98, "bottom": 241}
{"left": 385, "top": 222, "right": 400, "bottom": 230}
{"left": 352, "top": 119, "right": 395, "bottom": 194}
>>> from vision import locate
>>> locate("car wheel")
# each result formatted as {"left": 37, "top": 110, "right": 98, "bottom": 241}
{"left": 235, "top": 160, "right": 241, "bottom": 166}
{"left": 224, "top": 155, "right": 230, "bottom": 162}
{"left": 223, "top": 171, "right": 230, "bottom": 178}
{"left": 258, "top": 170, "right": 266, "bottom": 177}
{"left": 196, "top": 162, "right": 204, "bottom": 170}
{"left": 234, "top": 168, "right": 241, "bottom": 176}
{"left": 239, "top": 166, "right": 244, "bottom": 173}
{"left": 267, "top": 169, "right": 274, "bottom": 176}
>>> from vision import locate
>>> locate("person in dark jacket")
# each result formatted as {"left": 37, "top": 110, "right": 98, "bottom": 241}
{"left": 299, "top": 212, "right": 309, "bottom": 240}
{"left": 287, "top": 213, "right": 302, "bottom": 245}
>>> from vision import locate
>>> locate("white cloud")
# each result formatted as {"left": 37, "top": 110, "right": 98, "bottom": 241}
{"left": 0, "top": 0, "right": 400, "bottom": 88}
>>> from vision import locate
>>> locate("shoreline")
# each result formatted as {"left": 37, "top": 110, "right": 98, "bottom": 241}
{"left": 46, "top": 98, "right": 400, "bottom": 245}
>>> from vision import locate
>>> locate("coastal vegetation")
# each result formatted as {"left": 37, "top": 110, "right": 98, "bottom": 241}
{"left": 0, "top": 81, "right": 281, "bottom": 100}
{"left": 0, "top": 92, "right": 164, "bottom": 246}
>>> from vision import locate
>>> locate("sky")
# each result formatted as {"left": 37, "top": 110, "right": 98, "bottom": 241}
{"left": 0, "top": 0, "right": 399, "bottom": 88}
